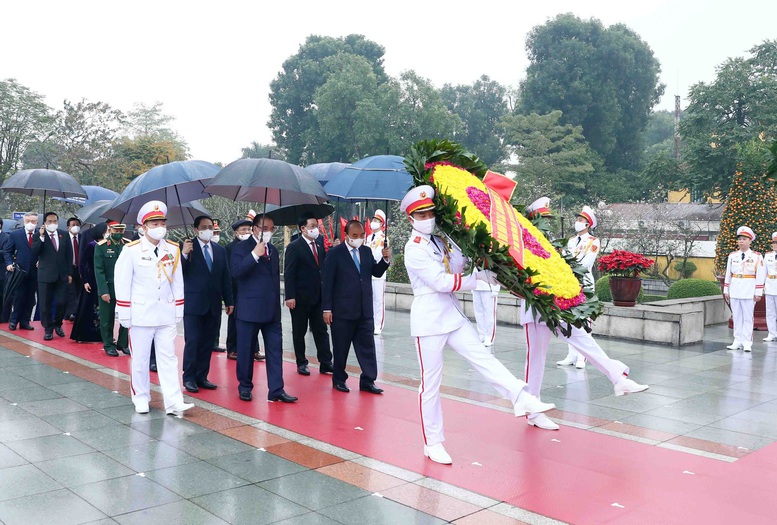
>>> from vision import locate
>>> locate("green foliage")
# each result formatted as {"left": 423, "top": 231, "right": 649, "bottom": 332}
{"left": 0, "top": 78, "right": 54, "bottom": 179}
{"left": 595, "top": 275, "right": 645, "bottom": 303}
{"left": 520, "top": 13, "right": 664, "bottom": 173}
{"left": 241, "top": 141, "right": 283, "bottom": 160}
{"left": 666, "top": 279, "right": 722, "bottom": 300}
{"left": 674, "top": 260, "right": 697, "bottom": 279}
{"left": 715, "top": 140, "right": 777, "bottom": 274}
{"left": 386, "top": 251, "right": 409, "bottom": 284}
{"left": 680, "top": 40, "right": 777, "bottom": 198}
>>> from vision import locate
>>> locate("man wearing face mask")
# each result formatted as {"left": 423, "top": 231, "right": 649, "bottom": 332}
{"left": 180, "top": 215, "right": 234, "bottom": 393}
{"left": 94, "top": 221, "right": 131, "bottom": 356}
{"left": 225, "top": 214, "right": 261, "bottom": 361}
{"left": 231, "top": 213, "right": 296, "bottom": 403}
{"left": 556, "top": 205, "right": 601, "bottom": 369}
{"left": 284, "top": 212, "right": 334, "bottom": 376}
{"left": 114, "top": 200, "right": 193, "bottom": 416}
{"left": 367, "top": 210, "right": 389, "bottom": 335}
{"left": 322, "top": 220, "right": 390, "bottom": 394}
{"left": 401, "top": 185, "right": 555, "bottom": 465}
{"left": 4, "top": 212, "right": 40, "bottom": 330}
{"left": 32, "top": 212, "right": 74, "bottom": 341}
{"left": 64, "top": 217, "right": 83, "bottom": 322}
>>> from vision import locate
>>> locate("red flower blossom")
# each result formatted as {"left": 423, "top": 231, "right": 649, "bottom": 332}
{"left": 597, "top": 250, "right": 654, "bottom": 277}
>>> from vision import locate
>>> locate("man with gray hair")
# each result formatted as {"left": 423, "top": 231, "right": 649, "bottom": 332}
{"left": 3, "top": 212, "right": 39, "bottom": 330}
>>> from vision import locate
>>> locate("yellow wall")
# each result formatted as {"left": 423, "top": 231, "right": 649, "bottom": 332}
{"left": 652, "top": 255, "right": 717, "bottom": 281}
{"left": 667, "top": 190, "right": 722, "bottom": 204}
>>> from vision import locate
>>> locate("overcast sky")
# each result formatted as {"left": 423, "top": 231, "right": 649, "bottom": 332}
{"left": 4, "top": 0, "right": 776, "bottom": 165}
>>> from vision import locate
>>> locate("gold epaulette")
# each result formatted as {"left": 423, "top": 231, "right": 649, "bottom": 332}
{"left": 96, "top": 239, "right": 107, "bottom": 246}
{"left": 126, "top": 239, "right": 140, "bottom": 247}
{"left": 165, "top": 239, "right": 179, "bottom": 250}
{"left": 121, "top": 238, "right": 131, "bottom": 244}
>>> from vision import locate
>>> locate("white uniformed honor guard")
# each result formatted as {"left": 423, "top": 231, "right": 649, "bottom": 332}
{"left": 557, "top": 205, "right": 600, "bottom": 369}
{"left": 762, "top": 233, "right": 777, "bottom": 342}
{"left": 114, "top": 201, "right": 193, "bottom": 416}
{"left": 472, "top": 279, "right": 500, "bottom": 347}
{"left": 368, "top": 210, "right": 388, "bottom": 335}
{"left": 401, "top": 185, "right": 553, "bottom": 465}
{"left": 723, "top": 226, "right": 765, "bottom": 352}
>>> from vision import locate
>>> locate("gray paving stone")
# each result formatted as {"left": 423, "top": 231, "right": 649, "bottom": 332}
{"left": 192, "top": 485, "right": 310, "bottom": 525}
{"left": 0, "top": 488, "right": 106, "bottom": 525}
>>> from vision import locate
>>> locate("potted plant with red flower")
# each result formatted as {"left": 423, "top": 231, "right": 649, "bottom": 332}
{"left": 597, "top": 250, "right": 655, "bottom": 306}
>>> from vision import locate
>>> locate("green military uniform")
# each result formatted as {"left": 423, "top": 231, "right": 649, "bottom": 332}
{"left": 94, "top": 236, "right": 129, "bottom": 352}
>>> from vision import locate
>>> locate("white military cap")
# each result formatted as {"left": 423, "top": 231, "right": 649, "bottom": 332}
{"left": 578, "top": 205, "right": 597, "bottom": 229}
{"left": 137, "top": 200, "right": 167, "bottom": 225}
{"left": 373, "top": 209, "right": 386, "bottom": 224}
{"left": 400, "top": 185, "right": 435, "bottom": 215}
{"left": 526, "top": 197, "right": 551, "bottom": 217}
{"left": 737, "top": 226, "right": 755, "bottom": 240}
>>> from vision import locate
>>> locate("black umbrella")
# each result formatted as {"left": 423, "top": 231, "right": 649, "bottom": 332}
{"left": 0, "top": 169, "right": 87, "bottom": 213}
{"left": 2, "top": 264, "right": 26, "bottom": 323}
{"left": 265, "top": 202, "right": 335, "bottom": 226}
{"left": 75, "top": 199, "right": 115, "bottom": 226}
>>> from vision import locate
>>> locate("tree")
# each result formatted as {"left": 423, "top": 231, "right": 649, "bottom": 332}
{"left": 268, "top": 34, "right": 387, "bottom": 164}
{"left": 715, "top": 140, "right": 777, "bottom": 275}
{"left": 520, "top": 13, "right": 665, "bottom": 173}
{"left": 0, "top": 78, "right": 54, "bottom": 180}
{"left": 240, "top": 141, "right": 282, "bottom": 160}
{"left": 680, "top": 40, "right": 777, "bottom": 198}
{"left": 440, "top": 75, "right": 509, "bottom": 166}
{"left": 111, "top": 135, "right": 188, "bottom": 185}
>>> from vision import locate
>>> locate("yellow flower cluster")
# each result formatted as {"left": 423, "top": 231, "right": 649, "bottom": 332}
{"left": 433, "top": 164, "right": 582, "bottom": 300}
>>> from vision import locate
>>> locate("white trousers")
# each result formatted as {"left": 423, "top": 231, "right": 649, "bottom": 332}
{"left": 415, "top": 323, "right": 526, "bottom": 446}
{"left": 523, "top": 322, "right": 629, "bottom": 398}
{"left": 372, "top": 279, "right": 386, "bottom": 331}
{"left": 472, "top": 290, "right": 497, "bottom": 345}
{"left": 730, "top": 298, "right": 755, "bottom": 347}
{"left": 129, "top": 324, "right": 184, "bottom": 411}
{"left": 765, "top": 294, "right": 777, "bottom": 337}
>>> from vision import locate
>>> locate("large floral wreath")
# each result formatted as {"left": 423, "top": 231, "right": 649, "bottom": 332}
{"left": 404, "top": 140, "right": 601, "bottom": 333}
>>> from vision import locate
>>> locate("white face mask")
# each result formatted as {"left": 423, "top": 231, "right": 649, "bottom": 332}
{"left": 137, "top": 228, "right": 145, "bottom": 237}
{"left": 70, "top": 226, "right": 81, "bottom": 235}
{"left": 412, "top": 217, "right": 435, "bottom": 235}
{"left": 346, "top": 237, "right": 364, "bottom": 249}
{"left": 370, "top": 220, "right": 383, "bottom": 231}
{"left": 237, "top": 233, "right": 251, "bottom": 241}
{"left": 197, "top": 229, "right": 214, "bottom": 242}
{"left": 305, "top": 228, "right": 320, "bottom": 240}
{"left": 574, "top": 222, "right": 587, "bottom": 233}
{"left": 146, "top": 226, "right": 167, "bottom": 240}
{"left": 45, "top": 223, "right": 58, "bottom": 233}
{"left": 24, "top": 222, "right": 37, "bottom": 232}
{"left": 212, "top": 235, "right": 220, "bottom": 243}
{"left": 261, "top": 232, "right": 273, "bottom": 244}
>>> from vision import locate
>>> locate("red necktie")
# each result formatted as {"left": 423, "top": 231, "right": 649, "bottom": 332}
{"left": 73, "top": 236, "right": 79, "bottom": 266}
{"left": 28, "top": 233, "right": 33, "bottom": 248}
{"left": 310, "top": 241, "right": 319, "bottom": 265}
{"left": 51, "top": 233, "right": 58, "bottom": 251}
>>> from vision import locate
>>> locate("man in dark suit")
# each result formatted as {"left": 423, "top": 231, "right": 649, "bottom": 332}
{"left": 322, "top": 220, "right": 390, "bottom": 394}
{"left": 226, "top": 216, "right": 256, "bottom": 361}
{"left": 0, "top": 219, "right": 10, "bottom": 322}
{"left": 284, "top": 213, "right": 334, "bottom": 376}
{"left": 64, "top": 217, "right": 83, "bottom": 321}
{"left": 31, "top": 212, "right": 73, "bottom": 340}
{"left": 231, "top": 213, "right": 296, "bottom": 403}
{"left": 180, "top": 215, "right": 234, "bottom": 392}
{"left": 4, "top": 212, "right": 39, "bottom": 330}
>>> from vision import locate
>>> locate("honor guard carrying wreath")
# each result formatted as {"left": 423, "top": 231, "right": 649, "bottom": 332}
{"left": 114, "top": 201, "right": 194, "bottom": 416}
{"left": 723, "top": 226, "right": 765, "bottom": 352}
{"left": 401, "top": 185, "right": 554, "bottom": 465}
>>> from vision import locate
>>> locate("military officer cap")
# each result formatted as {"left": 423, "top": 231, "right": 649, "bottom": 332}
{"left": 526, "top": 197, "right": 551, "bottom": 218}
{"left": 771, "top": 232, "right": 777, "bottom": 242}
{"left": 401, "top": 185, "right": 435, "bottom": 215}
{"left": 107, "top": 220, "right": 126, "bottom": 230}
{"left": 373, "top": 209, "right": 386, "bottom": 224}
{"left": 578, "top": 205, "right": 598, "bottom": 229}
{"left": 737, "top": 226, "right": 755, "bottom": 240}
{"left": 137, "top": 200, "right": 167, "bottom": 224}
{"left": 213, "top": 219, "right": 221, "bottom": 233}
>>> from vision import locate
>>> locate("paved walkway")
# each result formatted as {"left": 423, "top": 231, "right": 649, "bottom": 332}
{"left": 0, "top": 308, "right": 775, "bottom": 524}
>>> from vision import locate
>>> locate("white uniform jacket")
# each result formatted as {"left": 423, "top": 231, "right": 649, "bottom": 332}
{"left": 764, "top": 252, "right": 777, "bottom": 295}
{"left": 723, "top": 249, "right": 765, "bottom": 299}
{"left": 404, "top": 230, "right": 478, "bottom": 337}
{"left": 368, "top": 231, "right": 387, "bottom": 281}
{"left": 114, "top": 236, "right": 184, "bottom": 327}
{"left": 567, "top": 232, "right": 600, "bottom": 287}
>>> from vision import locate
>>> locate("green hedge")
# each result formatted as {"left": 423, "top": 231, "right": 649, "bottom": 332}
{"left": 387, "top": 252, "right": 410, "bottom": 284}
{"left": 595, "top": 275, "right": 645, "bottom": 303}
{"left": 666, "top": 279, "right": 722, "bottom": 300}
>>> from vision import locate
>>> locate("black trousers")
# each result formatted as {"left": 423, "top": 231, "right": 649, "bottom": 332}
{"left": 226, "top": 283, "right": 238, "bottom": 353}
{"left": 65, "top": 266, "right": 81, "bottom": 318}
{"left": 38, "top": 279, "right": 67, "bottom": 330}
{"left": 330, "top": 315, "right": 377, "bottom": 387}
{"left": 182, "top": 309, "right": 221, "bottom": 384}
{"left": 10, "top": 274, "right": 36, "bottom": 325}
{"left": 290, "top": 301, "right": 332, "bottom": 366}
{"left": 236, "top": 319, "right": 283, "bottom": 397}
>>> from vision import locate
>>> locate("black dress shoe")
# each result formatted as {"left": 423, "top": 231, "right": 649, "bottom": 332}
{"left": 239, "top": 391, "right": 252, "bottom": 401}
{"left": 105, "top": 347, "right": 119, "bottom": 357}
{"left": 55, "top": 326, "right": 65, "bottom": 337}
{"left": 254, "top": 352, "right": 266, "bottom": 361}
{"left": 8, "top": 322, "right": 16, "bottom": 331}
{"left": 183, "top": 381, "right": 199, "bottom": 393}
{"left": 119, "top": 347, "right": 131, "bottom": 355}
{"left": 360, "top": 383, "right": 384, "bottom": 395}
{"left": 213, "top": 346, "right": 227, "bottom": 352}
{"left": 44, "top": 331, "right": 53, "bottom": 341}
{"left": 227, "top": 351, "right": 237, "bottom": 360}
{"left": 297, "top": 364, "right": 310, "bottom": 376}
{"left": 319, "top": 363, "right": 334, "bottom": 375}
{"left": 197, "top": 379, "right": 218, "bottom": 390}
{"left": 149, "top": 362, "right": 157, "bottom": 372}
{"left": 333, "top": 382, "right": 350, "bottom": 393}
{"left": 21, "top": 324, "right": 34, "bottom": 330}
{"left": 269, "top": 392, "right": 298, "bottom": 403}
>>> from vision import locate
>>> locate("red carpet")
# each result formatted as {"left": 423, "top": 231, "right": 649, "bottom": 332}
{"left": 6, "top": 321, "right": 777, "bottom": 524}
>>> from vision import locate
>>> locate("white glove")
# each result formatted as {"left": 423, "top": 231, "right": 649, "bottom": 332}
{"left": 176, "top": 317, "right": 183, "bottom": 324}
{"left": 119, "top": 319, "right": 131, "bottom": 329}
{"left": 476, "top": 270, "right": 498, "bottom": 286}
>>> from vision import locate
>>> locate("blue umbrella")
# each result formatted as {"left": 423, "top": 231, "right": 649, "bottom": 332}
{"left": 53, "top": 185, "right": 120, "bottom": 206}
{"left": 324, "top": 155, "right": 412, "bottom": 202}
{"left": 304, "top": 162, "right": 350, "bottom": 187}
